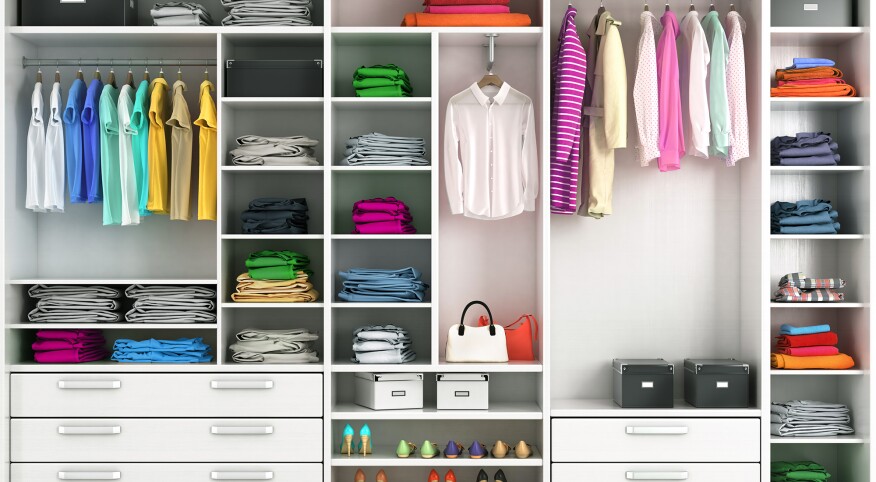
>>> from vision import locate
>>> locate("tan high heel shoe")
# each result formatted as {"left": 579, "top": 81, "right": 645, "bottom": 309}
{"left": 491, "top": 440, "right": 511, "bottom": 458}
{"left": 355, "top": 469, "right": 366, "bottom": 482}
{"left": 341, "top": 424, "right": 355, "bottom": 457}
{"left": 514, "top": 440, "right": 533, "bottom": 458}
{"left": 376, "top": 469, "right": 388, "bottom": 482}
{"left": 358, "top": 424, "right": 372, "bottom": 456}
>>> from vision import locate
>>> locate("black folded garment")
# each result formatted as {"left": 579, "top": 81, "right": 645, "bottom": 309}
{"left": 241, "top": 198, "right": 309, "bottom": 234}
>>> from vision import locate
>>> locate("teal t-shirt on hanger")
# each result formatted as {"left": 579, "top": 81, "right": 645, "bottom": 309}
{"left": 99, "top": 83, "right": 122, "bottom": 226}
{"left": 131, "top": 79, "right": 151, "bottom": 217}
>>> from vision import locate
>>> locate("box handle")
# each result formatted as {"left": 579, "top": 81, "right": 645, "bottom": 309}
{"left": 454, "top": 391, "right": 470, "bottom": 398}
{"left": 211, "top": 380, "right": 274, "bottom": 390}
{"left": 58, "top": 426, "right": 121, "bottom": 435}
{"left": 716, "top": 381, "right": 729, "bottom": 388}
{"left": 58, "top": 472, "right": 121, "bottom": 480}
{"left": 211, "top": 472, "right": 274, "bottom": 480}
{"left": 211, "top": 426, "right": 274, "bottom": 435}
{"left": 625, "top": 426, "right": 688, "bottom": 435}
{"left": 626, "top": 471, "right": 689, "bottom": 480}
{"left": 391, "top": 391, "right": 407, "bottom": 397}
{"left": 58, "top": 380, "right": 121, "bottom": 389}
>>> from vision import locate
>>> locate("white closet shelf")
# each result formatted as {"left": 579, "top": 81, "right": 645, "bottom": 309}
{"left": 331, "top": 166, "right": 432, "bottom": 172}
{"left": 6, "top": 26, "right": 218, "bottom": 47}
{"left": 6, "top": 323, "right": 217, "bottom": 330}
{"left": 330, "top": 446, "right": 542, "bottom": 467}
{"left": 771, "top": 435, "right": 869, "bottom": 444}
{"left": 331, "top": 234, "right": 432, "bottom": 240}
{"left": 218, "top": 363, "right": 325, "bottom": 372}
{"left": 213, "top": 27, "right": 325, "bottom": 41}
{"left": 770, "top": 302, "right": 868, "bottom": 309}
{"left": 220, "top": 302, "right": 325, "bottom": 309}
{"left": 770, "top": 26, "right": 869, "bottom": 46}
{"left": 332, "top": 98, "right": 432, "bottom": 111}
{"left": 8, "top": 279, "right": 217, "bottom": 285}
{"left": 332, "top": 361, "right": 433, "bottom": 372}
{"left": 770, "top": 98, "right": 868, "bottom": 111}
{"left": 332, "top": 402, "right": 542, "bottom": 420}
{"left": 8, "top": 361, "right": 219, "bottom": 372}
{"left": 332, "top": 302, "right": 432, "bottom": 309}
{"left": 770, "top": 166, "right": 869, "bottom": 174}
{"left": 770, "top": 234, "right": 868, "bottom": 240}
{"left": 220, "top": 166, "right": 325, "bottom": 172}
{"left": 437, "top": 360, "right": 543, "bottom": 373}
{"left": 550, "top": 399, "right": 762, "bottom": 418}
{"left": 221, "top": 97, "right": 325, "bottom": 109}
{"left": 331, "top": 27, "right": 542, "bottom": 35}
{"left": 771, "top": 369, "right": 869, "bottom": 376}
{"left": 221, "top": 234, "right": 325, "bottom": 240}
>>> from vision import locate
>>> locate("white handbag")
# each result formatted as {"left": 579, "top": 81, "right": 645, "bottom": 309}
{"left": 445, "top": 300, "right": 509, "bottom": 363}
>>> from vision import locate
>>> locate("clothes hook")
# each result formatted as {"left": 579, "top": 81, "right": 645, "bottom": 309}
{"left": 485, "top": 33, "right": 499, "bottom": 74}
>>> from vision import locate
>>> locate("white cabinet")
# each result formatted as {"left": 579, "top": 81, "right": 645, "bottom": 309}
{"left": 552, "top": 463, "right": 760, "bottom": 481}
{"left": 12, "top": 463, "right": 323, "bottom": 481}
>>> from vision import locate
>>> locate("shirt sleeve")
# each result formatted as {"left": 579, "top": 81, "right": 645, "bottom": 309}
{"left": 604, "top": 27, "right": 628, "bottom": 149}
{"left": 522, "top": 101, "right": 539, "bottom": 211}
{"left": 443, "top": 101, "right": 465, "bottom": 215}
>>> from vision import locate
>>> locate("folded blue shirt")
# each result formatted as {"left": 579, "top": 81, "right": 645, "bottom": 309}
{"left": 111, "top": 350, "right": 213, "bottom": 363}
{"left": 779, "top": 222, "right": 840, "bottom": 234}
{"left": 780, "top": 210, "right": 839, "bottom": 226}
{"left": 340, "top": 267, "right": 422, "bottom": 281}
{"left": 780, "top": 323, "right": 831, "bottom": 335}
{"left": 113, "top": 337, "right": 210, "bottom": 353}
{"left": 790, "top": 57, "right": 836, "bottom": 68}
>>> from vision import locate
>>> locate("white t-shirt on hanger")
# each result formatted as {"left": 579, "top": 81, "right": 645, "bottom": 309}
{"left": 26, "top": 81, "right": 46, "bottom": 212}
{"left": 43, "top": 81, "right": 65, "bottom": 213}
{"left": 118, "top": 83, "right": 141, "bottom": 226}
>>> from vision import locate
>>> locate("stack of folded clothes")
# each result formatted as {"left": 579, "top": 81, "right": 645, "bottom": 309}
{"left": 112, "top": 337, "right": 213, "bottom": 363}
{"left": 773, "top": 272, "right": 845, "bottom": 303}
{"left": 402, "top": 0, "right": 532, "bottom": 26}
{"left": 771, "top": 200, "right": 840, "bottom": 235}
{"left": 771, "top": 132, "right": 840, "bottom": 166}
{"left": 33, "top": 329, "right": 108, "bottom": 364}
{"left": 771, "top": 400, "right": 854, "bottom": 437}
{"left": 220, "top": 0, "right": 313, "bottom": 26}
{"left": 151, "top": 2, "right": 214, "bottom": 26}
{"left": 124, "top": 285, "right": 217, "bottom": 324}
{"left": 229, "top": 328, "right": 319, "bottom": 364}
{"left": 772, "top": 324, "right": 855, "bottom": 370}
{"left": 27, "top": 285, "right": 121, "bottom": 323}
{"left": 230, "top": 135, "right": 319, "bottom": 166}
{"left": 344, "top": 133, "right": 429, "bottom": 167}
{"left": 338, "top": 267, "right": 429, "bottom": 303}
{"left": 771, "top": 461, "right": 831, "bottom": 482}
{"left": 353, "top": 197, "right": 416, "bottom": 234}
{"left": 242, "top": 198, "right": 309, "bottom": 235}
{"left": 232, "top": 250, "right": 320, "bottom": 303}
{"left": 772, "top": 58, "right": 857, "bottom": 97}
{"left": 352, "top": 324, "right": 416, "bottom": 364}
{"left": 354, "top": 65, "right": 412, "bottom": 97}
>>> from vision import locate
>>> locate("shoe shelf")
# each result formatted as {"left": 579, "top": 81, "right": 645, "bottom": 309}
{"left": 331, "top": 402, "right": 542, "bottom": 420}
{"left": 331, "top": 446, "right": 543, "bottom": 467}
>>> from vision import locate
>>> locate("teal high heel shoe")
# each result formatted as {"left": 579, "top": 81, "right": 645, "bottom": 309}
{"left": 340, "top": 424, "right": 355, "bottom": 456}
{"left": 358, "top": 424, "right": 372, "bottom": 456}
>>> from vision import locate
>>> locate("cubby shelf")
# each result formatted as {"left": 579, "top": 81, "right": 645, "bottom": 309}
{"left": 331, "top": 235, "right": 432, "bottom": 240}
{"left": 8, "top": 361, "right": 219, "bottom": 372}
{"left": 8, "top": 279, "right": 218, "bottom": 285}
{"left": 220, "top": 166, "right": 325, "bottom": 172}
{"left": 770, "top": 166, "right": 868, "bottom": 174}
{"left": 221, "top": 97, "right": 324, "bottom": 108}
{"left": 330, "top": 447, "right": 543, "bottom": 467}
{"left": 771, "top": 370, "right": 869, "bottom": 376}
{"left": 217, "top": 363, "right": 325, "bottom": 373}
{"left": 770, "top": 98, "right": 869, "bottom": 111}
{"left": 770, "top": 303, "right": 868, "bottom": 309}
{"left": 7, "top": 324, "right": 217, "bottom": 330}
{"left": 550, "top": 399, "right": 762, "bottom": 418}
{"left": 221, "top": 234, "right": 325, "bottom": 240}
{"left": 331, "top": 166, "right": 432, "bottom": 172}
{"left": 220, "top": 302, "right": 325, "bottom": 309}
{"left": 331, "top": 362, "right": 432, "bottom": 373}
{"left": 332, "top": 402, "right": 543, "bottom": 420}
{"left": 437, "top": 360, "right": 543, "bottom": 373}
{"left": 771, "top": 435, "right": 869, "bottom": 444}
{"left": 770, "top": 26, "right": 870, "bottom": 45}
{"left": 770, "top": 235, "right": 868, "bottom": 240}
{"left": 332, "top": 303, "right": 432, "bottom": 309}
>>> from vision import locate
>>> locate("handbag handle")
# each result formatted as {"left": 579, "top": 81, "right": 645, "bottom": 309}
{"left": 506, "top": 314, "right": 539, "bottom": 343}
{"left": 459, "top": 300, "right": 495, "bottom": 336}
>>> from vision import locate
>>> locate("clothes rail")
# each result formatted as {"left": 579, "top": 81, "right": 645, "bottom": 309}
{"left": 21, "top": 57, "right": 216, "bottom": 69}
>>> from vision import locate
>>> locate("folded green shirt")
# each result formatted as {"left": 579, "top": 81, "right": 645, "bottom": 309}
{"left": 772, "top": 462, "right": 827, "bottom": 474}
{"left": 249, "top": 265, "right": 313, "bottom": 281}
{"left": 354, "top": 64, "right": 408, "bottom": 81}
{"left": 245, "top": 250, "right": 310, "bottom": 269}
{"left": 355, "top": 85, "right": 412, "bottom": 97}
{"left": 772, "top": 473, "right": 830, "bottom": 482}
{"left": 353, "top": 77, "right": 412, "bottom": 92}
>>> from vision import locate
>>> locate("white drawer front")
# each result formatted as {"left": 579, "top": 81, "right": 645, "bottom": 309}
{"left": 552, "top": 418, "right": 760, "bottom": 462}
{"left": 11, "top": 373, "right": 322, "bottom": 417}
{"left": 12, "top": 463, "right": 322, "bottom": 481}
{"left": 11, "top": 419, "right": 322, "bottom": 463}
{"left": 552, "top": 463, "right": 760, "bottom": 481}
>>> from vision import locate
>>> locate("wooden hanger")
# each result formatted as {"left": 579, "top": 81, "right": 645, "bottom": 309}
{"left": 54, "top": 63, "right": 61, "bottom": 84}
{"left": 108, "top": 66, "right": 117, "bottom": 88}
{"left": 158, "top": 60, "right": 165, "bottom": 79}
{"left": 597, "top": 0, "right": 605, "bottom": 15}
{"left": 93, "top": 61, "right": 101, "bottom": 81}
{"left": 665, "top": 2, "right": 670, "bottom": 12}
{"left": 76, "top": 59, "right": 84, "bottom": 81}
{"left": 730, "top": 3, "right": 736, "bottom": 11}
{"left": 644, "top": 2, "right": 649, "bottom": 11}
{"left": 710, "top": 2, "right": 716, "bottom": 11}
{"left": 204, "top": 60, "right": 210, "bottom": 82}
{"left": 35, "top": 61, "right": 42, "bottom": 83}
{"left": 125, "top": 60, "right": 134, "bottom": 87}
{"left": 690, "top": 2, "right": 696, "bottom": 11}
{"left": 177, "top": 61, "right": 183, "bottom": 82}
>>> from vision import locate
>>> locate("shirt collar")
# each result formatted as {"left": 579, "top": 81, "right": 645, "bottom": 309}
{"left": 469, "top": 82, "right": 512, "bottom": 107}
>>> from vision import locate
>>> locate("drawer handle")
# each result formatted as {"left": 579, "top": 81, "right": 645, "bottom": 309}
{"left": 58, "top": 380, "right": 121, "bottom": 389}
{"left": 58, "top": 472, "right": 121, "bottom": 480}
{"left": 58, "top": 426, "right": 121, "bottom": 435}
{"left": 211, "top": 380, "right": 274, "bottom": 389}
{"left": 626, "top": 472, "right": 689, "bottom": 480}
{"left": 211, "top": 472, "right": 275, "bottom": 480}
{"left": 625, "top": 426, "right": 689, "bottom": 435}
{"left": 211, "top": 426, "right": 274, "bottom": 435}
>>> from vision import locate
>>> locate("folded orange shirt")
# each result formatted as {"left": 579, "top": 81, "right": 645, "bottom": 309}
{"left": 771, "top": 353, "right": 855, "bottom": 370}
{"left": 776, "top": 66, "right": 843, "bottom": 81}
{"left": 771, "top": 84, "right": 857, "bottom": 97}
{"left": 402, "top": 12, "right": 532, "bottom": 27}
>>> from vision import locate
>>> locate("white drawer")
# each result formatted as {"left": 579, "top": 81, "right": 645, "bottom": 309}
{"left": 11, "top": 419, "right": 322, "bottom": 463}
{"left": 12, "top": 463, "right": 322, "bottom": 481}
{"left": 11, "top": 373, "right": 322, "bottom": 417}
{"left": 552, "top": 463, "right": 760, "bottom": 481}
{"left": 551, "top": 418, "right": 760, "bottom": 462}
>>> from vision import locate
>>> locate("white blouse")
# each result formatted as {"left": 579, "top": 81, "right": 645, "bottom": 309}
{"left": 679, "top": 10, "right": 711, "bottom": 159}
{"left": 26, "top": 82, "right": 46, "bottom": 212}
{"left": 444, "top": 82, "right": 539, "bottom": 221}
{"left": 44, "top": 81, "right": 65, "bottom": 213}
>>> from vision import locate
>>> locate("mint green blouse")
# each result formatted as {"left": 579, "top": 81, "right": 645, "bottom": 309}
{"left": 99, "top": 84, "right": 122, "bottom": 225}
{"left": 702, "top": 11, "right": 731, "bottom": 158}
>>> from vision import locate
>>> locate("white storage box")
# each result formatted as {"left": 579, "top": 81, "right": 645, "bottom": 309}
{"left": 436, "top": 373, "right": 489, "bottom": 410}
{"left": 354, "top": 373, "right": 423, "bottom": 411}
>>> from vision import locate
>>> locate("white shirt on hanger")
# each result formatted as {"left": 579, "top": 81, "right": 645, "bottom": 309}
{"left": 43, "top": 81, "right": 65, "bottom": 213}
{"left": 444, "top": 82, "right": 538, "bottom": 221}
{"left": 679, "top": 10, "right": 711, "bottom": 159}
{"left": 26, "top": 81, "right": 46, "bottom": 212}
{"left": 118, "top": 84, "right": 141, "bottom": 226}
{"left": 725, "top": 10, "right": 750, "bottom": 166}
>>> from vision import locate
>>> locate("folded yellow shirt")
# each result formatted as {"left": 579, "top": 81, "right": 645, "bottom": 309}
{"left": 231, "top": 272, "right": 320, "bottom": 303}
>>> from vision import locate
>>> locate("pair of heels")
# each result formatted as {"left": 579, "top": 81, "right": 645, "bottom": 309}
{"left": 490, "top": 440, "right": 532, "bottom": 459}
{"left": 341, "top": 424, "right": 372, "bottom": 457}
{"left": 396, "top": 440, "right": 441, "bottom": 458}
{"left": 426, "top": 469, "right": 506, "bottom": 482}
{"left": 428, "top": 469, "right": 456, "bottom": 482}
{"left": 354, "top": 469, "right": 386, "bottom": 482}
{"left": 444, "top": 440, "right": 487, "bottom": 459}
{"left": 477, "top": 470, "right": 508, "bottom": 482}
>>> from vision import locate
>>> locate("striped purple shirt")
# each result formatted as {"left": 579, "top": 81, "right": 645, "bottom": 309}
{"left": 550, "top": 6, "right": 587, "bottom": 215}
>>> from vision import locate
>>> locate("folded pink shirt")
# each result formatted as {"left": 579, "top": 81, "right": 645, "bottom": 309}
{"left": 354, "top": 221, "right": 418, "bottom": 234}
{"left": 33, "top": 339, "right": 105, "bottom": 351}
{"left": 775, "top": 345, "right": 840, "bottom": 357}
{"left": 354, "top": 197, "right": 410, "bottom": 213}
{"left": 36, "top": 329, "right": 103, "bottom": 341}
{"left": 34, "top": 347, "right": 108, "bottom": 364}
{"left": 424, "top": 5, "right": 510, "bottom": 13}
{"left": 353, "top": 211, "right": 413, "bottom": 223}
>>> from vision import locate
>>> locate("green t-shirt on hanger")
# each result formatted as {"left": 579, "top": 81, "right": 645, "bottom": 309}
{"left": 99, "top": 84, "right": 122, "bottom": 226}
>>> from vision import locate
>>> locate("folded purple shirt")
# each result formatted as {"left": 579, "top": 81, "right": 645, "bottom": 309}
{"left": 779, "top": 154, "right": 840, "bottom": 166}
{"left": 354, "top": 221, "right": 417, "bottom": 234}
{"left": 34, "top": 347, "right": 108, "bottom": 363}
{"left": 779, "top": 143, "right": 837, "bottom": 158}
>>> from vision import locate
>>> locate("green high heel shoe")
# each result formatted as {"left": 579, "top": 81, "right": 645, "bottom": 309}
{"left": 420, "top": 440, "right": 440, "bottom": 459}
{"left": 396, "top": 440, "right": 417, "bottom": 458}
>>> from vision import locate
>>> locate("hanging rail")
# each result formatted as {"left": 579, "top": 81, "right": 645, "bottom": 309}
{"left": 22, "top": 57, "right": 217, "bottom": 69}
{"left": 484, "top": 33, "right": 499, "bottom": 73}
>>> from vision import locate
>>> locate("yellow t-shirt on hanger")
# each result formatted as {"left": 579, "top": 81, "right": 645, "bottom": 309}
{"left": 194, "top": 79, "right": 217, "bottom": 221}
{"left": 147, "top": 77, "right": 170, "bottom": 214}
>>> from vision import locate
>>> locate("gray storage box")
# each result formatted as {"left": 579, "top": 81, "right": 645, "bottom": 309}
{"left": 436, "top": 373, "right": 489, "bottom": 410}
{"left": 684, "top": 359, "right": 750, "bottom": 408}
{"left": 771, "top": 0, "right": 855, "bottom": 27}
{"left": 613, "top": 359, "right": 674, "bottom": 408}
{"left": 20, "top": 0, "right": 138, "bottom": 26}
{"left": 354, "top": 373, "right": 423, "bottom": 411}
{"left": 225, "top": 60, "right": 324, "bottom": 98}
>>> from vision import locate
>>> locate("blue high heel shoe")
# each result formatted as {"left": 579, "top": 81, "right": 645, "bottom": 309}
{"left": 358, "top": 424, "right": 372, "bottom": 456}
{"left": 340, "top": 424, "right": 355, "bottom": 456}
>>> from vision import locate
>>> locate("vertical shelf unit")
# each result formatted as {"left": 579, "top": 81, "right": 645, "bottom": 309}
{"left": 767, "top": 3, "right": 874, "bottom": 480}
